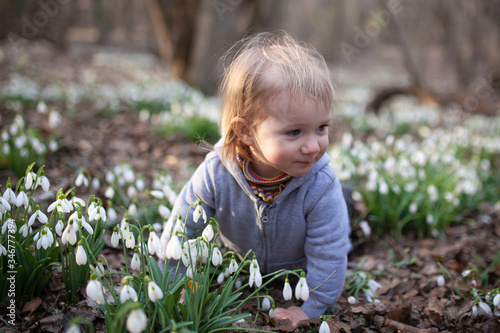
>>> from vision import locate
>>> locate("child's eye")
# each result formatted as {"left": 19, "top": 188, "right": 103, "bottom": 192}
{"left": 317, "top": 124, "right": 329, "bottom": 132}
{"left": 287, "top": 129, "right": 301, "bottom": 136}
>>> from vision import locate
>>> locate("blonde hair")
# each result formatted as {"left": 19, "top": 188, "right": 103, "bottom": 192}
{"left": 218, "top": 30, "right": 335, "bottom": 162}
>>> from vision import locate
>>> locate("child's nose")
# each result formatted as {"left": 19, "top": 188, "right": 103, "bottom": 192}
{"left": 301, "top": 136, "right": 320, "bottom": 155}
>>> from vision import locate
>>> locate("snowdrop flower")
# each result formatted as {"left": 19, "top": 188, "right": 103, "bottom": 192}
{"left": 120, "top": 280, "right": 138, "bottom": 303}
{"left": 126, "top": 233, "right": 136, "bottom": 249}
{"left": 249, "top": 264, "right": 262, "bottom": 288}
{"left": 111, "top": 227, "right": 121, "bottom": 247}
{"left": 95, "top": 257, "right": 105, "bottom": 276}
{"left": 75, "top": 172, "right": 89, "bottom": 187}
{"left": 121, "top": 220, "right": 131, "bottom": 240}
{"left": 3, "top": 184, "right": 16, "bottom": 204}
{"left": 359, "top": 220, "right": 371, "bottom": 237}
{"left": 147, "top": 279, "right": 163, "bottom": 301}
{"left": 202, "top": 222, "right": 214, "bottom": 242}
{"left": 409, "top": 202, "right": 418, "bottom": 214}
{"left": 150, "top": 190, "right": 164, "bottom": 199}
{"left": 104, "top": 186, "right": 115, "bottom": 199}
{"left": 18, "top": 222, "right": 30, "bottom": 237}
{"left": 126, "top": 308, "right": 148, "bottom": 333}
{"left": 66, "top": 324, "right": 80, "bottom": 333}
{"left": 61, "top": 219, "right": 78, "bottom": 245}
{"left": 477, "top": 301, "right": 493, "bottom": 318}
{"left": 0, "top": 197, "right": 11, "bottom": 213}
{"left": 437, "top": 275, "right": 445, "bottom": 287}
{"left": 493, "top": 294, "right": 500, "bottom": 307}
{"left": 36, "top": 101, "right": 48, "bottom": 114}
{"left": 147, "top": 229, "right": 162, "bottom": 255}
{"left": 295, "top": 272, "right": 309, "bottom": 301}
{"left": 89, "top": 206, "right": 106, "bottom": 222}
{"left": 28, "top": 205, "right": 48, "bottom": 227}
{"left": 1, "top": 218, "right": 15, "bottom": 234}
{"left": 347, "top": 296, "right": 357, "bottom": 304}
{"left": 70, "top": 193, "right": 86, "bottom": 208}
{"left": 48, "top": 196, "right": 72, "bottom": 213}
{"left": 379, "top": 180, "right": 389, "bottom": 195}
{"left": 131, "top": 250, "right": 141, "bottom": 271}
{"left": 235, "top": 278, "right": 243, "bottom": 289}
{"left": 86, "top": 275, "right": 105, "bottom": 304}
{"left": 34, "top": 226, "right": 54, "bottom": 250}
{"left": 0, "top": 243, "right": 6, "bottom": 256}
{"left": 76, "top": 242, "right": 87, "bottom": 265}
{"left": 16, "top": 188, "right": 29, "bottom": 208}
{"left": 427, "top": 185, "right": 439, "bottom": 201}
{"left": 127, "top": 186, "right": 137, "bottom": 198}
{"left": 269, "top": 305, "right": 276, "bottom": 318}
{"left": 319, "top": 318, "right": 330, "bottom": 333}
{"left": 193, "top": 200, "right": 207, "bottom": 223}
{"left": 158, "top": 204, "right": 171, "bottom": 219}
{"left": 217, "top": 270, "right": 225, "bottom": 284}
{"left": 212, "top": 245, "right": 223, "bottom": 266}
{"left": 55, "top": 218, "right": 65, "bottom": 236}
{"left": 261, "top": 296, "right": 271, "bottom": 310}
{"left": 462, "top": 270, "right": 471, "bottom": 278}
{"left": 283, "top": 278, "right": 293, "bottom": 300}
{"left": 166, "top": 233, "right": 182, "bottom": 260}
{"left": 228, "top": 255, "right": 238, "bottom": 274}
{"left": 25, "top": 172, "right": 36, "bottom": 190}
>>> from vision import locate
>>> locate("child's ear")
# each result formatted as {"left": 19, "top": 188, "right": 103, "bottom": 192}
{"left": 231, "top": 117, "right": 254, "bottom": 146}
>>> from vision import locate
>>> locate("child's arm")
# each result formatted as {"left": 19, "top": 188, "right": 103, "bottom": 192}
{"left": 159, "top": 155, "right": 217, "bottom": 260}
{"left": 300, "top": 177, "right": 351, "bottom": 318}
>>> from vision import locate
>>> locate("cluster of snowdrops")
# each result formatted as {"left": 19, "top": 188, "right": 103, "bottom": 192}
{"left": 0, "top": 164, "right": 336, "bottom": 333}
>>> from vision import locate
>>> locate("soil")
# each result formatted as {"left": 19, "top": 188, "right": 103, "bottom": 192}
{"left": 1, "top": 41, "right": 500, "bottom": 333}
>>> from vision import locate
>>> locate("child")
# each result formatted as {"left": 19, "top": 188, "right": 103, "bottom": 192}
{"left": 160, "top": 31, "right": 351, "bottom": 327}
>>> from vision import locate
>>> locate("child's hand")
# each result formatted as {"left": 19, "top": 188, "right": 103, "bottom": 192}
{"left": 275, "top": 306, "right": 309, "bottom": 328}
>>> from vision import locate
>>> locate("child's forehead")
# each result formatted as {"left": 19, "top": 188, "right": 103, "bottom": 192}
{"left": 263, "top": 90, "right": 329, "bottom": 115}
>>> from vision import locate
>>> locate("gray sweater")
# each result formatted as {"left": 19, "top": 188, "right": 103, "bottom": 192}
{"left": 161, "top": 148, "right": 351, "bottom": 317}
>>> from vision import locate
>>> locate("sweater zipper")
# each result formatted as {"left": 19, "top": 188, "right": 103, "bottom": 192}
{"left": 260, "top": 203, "right": 272, "bottom": 272}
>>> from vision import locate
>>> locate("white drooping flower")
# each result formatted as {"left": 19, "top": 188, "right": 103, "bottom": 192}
{"left": 131, "top": 250, "right": 141, "bottom": 271}
{"left": 61, "top": 219, "right": 78, "bottom": 245}
{"left": 111, "top": 227, "right": 121, "bottom": 247}
{"left": 16, "top": 189, "right": 29, "bottom": 208}
{"left": 359, "top": 220, "right": 371, "bottom": 237}
{"left": 28, "top": 205, "right": 48, "bottom": 227}
{"left": 47, "top": 197, "right": 72, "bottom": 213}
{"left": 228, "top": 256, "right": 238, "bottom": 275}
{"left": 283, "top": 278, "right": 293, "bottom": 300}
{"left": 269, "top": 306, "right": 276, "bottom": 318}
{"left": 147, "top": 230, "right": 162, "bottom": 256}
{"left": 2, "top": 186, "right": 16, "bottom": 204}
{"left": 319, "top": 319, "right": 330, "bottom": 333}
{"left": 25, "top": 172, "right": 36, "bottom": 190}
{"left": 248, "top": 257, "right": 262, "bottom": 288}
{"left": 126, "top": 233, "right": 136, "bottom": 249}
{"left": 477, "top": 301, "right": 493, "bottom": 318}
{"left": 0, "top": 197, "right": 11, "bottom": 214}
{"left": 147, "top": 280, "right": 163, "bottom": 302}
{"left": 211, "top": 245, "right": 223, "bottom": 266}
{"left": 55, "top": 218, "right": 65, "bottom": 236}
{"left": 158, "top": 204, "right": 171, "bottom": 219}
{"left": 347, "top": 296, "right": 357, "bottom": 304}
{"left": 165, "top": 234, "right": 182, "bottom": 260}
{"left": 34, "top": 226, "right": 54, "bottom": 250}
{"left": 202, "top": 222, "right": 214, "bottom": 242}
{"left": 437, "top": 275, "right": 445, "bottom": 287}
{"left": 126, "top": 308, "right": 148, "bottom": 333}
{"left": 86, "top": 275, "right": 105, "bottom": 304}
{"left": 75, "top": 172, "right": 89, "bottom": 187}
{"left": 150, "top": 190, "right": 164, "bottom": 199}
{"left": 295, "top": 273, "right": 309, "bottom": 301}
{"left": 193, "top": 201, "right": 207, "bottom": 223}
{"left": 261, "top": 296, "right": 271, "bottom": 310}
{"left": 120, "top": 279, "right": 139, "bottom": 303}
{"left": 75, "top": 243, "right": 88, "bottom": 266}
{"left": 493, "top": 293, "right": 500, "bottom": 307}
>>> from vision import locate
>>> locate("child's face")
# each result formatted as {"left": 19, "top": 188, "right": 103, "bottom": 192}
{"left": 248, "top": 91, "right": 331, "bottom": 178}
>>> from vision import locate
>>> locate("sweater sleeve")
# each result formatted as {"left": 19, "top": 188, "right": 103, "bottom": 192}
{"left": 159, "top": 153, "right": 217, "bottom": 261}
{"left": 300, "top": 175, "right": 351, "bottom": 318}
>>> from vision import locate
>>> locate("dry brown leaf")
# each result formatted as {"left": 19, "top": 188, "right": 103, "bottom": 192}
{"left": 21, "top": 297, "right": 42, "bottom": 314}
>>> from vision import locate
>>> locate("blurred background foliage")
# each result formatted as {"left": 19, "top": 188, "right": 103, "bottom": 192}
{"left": 0, "top": 0, "right": 499, "bottom": 102}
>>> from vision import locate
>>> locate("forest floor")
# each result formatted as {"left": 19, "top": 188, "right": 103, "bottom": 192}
{"left": 1, "top": 41, "right": 500, "bottom": 333}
